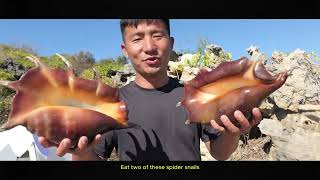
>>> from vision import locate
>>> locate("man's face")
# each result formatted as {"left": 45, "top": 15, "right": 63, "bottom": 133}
{"left": 121, "top": 21, "right": 174, "bottom": 77}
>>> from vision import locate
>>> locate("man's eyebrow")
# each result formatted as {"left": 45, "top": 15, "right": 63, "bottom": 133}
{"left": 131, "top": 32, "right": 144, "bottom": 36}
{"left": 150, "top": 29, "right": 167, "bottom": 35}
{"left": 129, "top": 29, "right": 167, "bottom": 38}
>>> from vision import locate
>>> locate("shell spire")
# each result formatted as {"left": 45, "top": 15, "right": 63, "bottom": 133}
{"left": 92, "top": 67, "right": 101, "bottom": 81}
{"left": 26, "top": 55, "right": 44, "bottom": 67}
{"left": 0, "top": 80, "right": 11, "bottom": 87}
{"left": 55, "top": 53, "right": 75, "bottom": 74}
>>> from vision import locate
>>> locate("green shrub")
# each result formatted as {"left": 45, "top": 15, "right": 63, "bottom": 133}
{"left": 0, "top": 95, "right": 12, "bottom": 125}
{"left": 80, "top": 68, "right": 95, "bottom": 80}
{"left": 80, "top": 60, "right": 123, "bottom": 86}
{"left": 2, "top": 47, "right": 35, "bottom": 68}
{"left": 0, "top": 59, "right": 5, "bottom": 65}
{"left": 40, "top": 55, "right": 67, "bottom": 69}
{"left": 80, "top": 68, "right": 115, "bottom": 86}
{"left": 0, "top": 70, "right": 15, "bottom": 81}
{"left": 308, "top": 51, "right": 320, "bottom": 64}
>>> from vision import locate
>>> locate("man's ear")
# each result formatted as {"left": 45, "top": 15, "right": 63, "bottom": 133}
{"left": 170, "top": 37, "right": 174, "bottom": 50}
{"left": 121, "top": 43, "right": 129, "bottom": 58}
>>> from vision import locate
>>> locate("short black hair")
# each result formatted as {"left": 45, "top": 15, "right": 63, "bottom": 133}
{"left": 120, "top": 19, "right": 170, "bottom": 40}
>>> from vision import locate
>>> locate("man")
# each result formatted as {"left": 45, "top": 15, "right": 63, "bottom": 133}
{"left": 39, "top": 19, "right": 262, "bottom": 161}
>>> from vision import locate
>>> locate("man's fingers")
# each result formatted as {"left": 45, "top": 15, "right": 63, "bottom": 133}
{"left": 56, "top": 138, "right": 72, "bottom": 157}
{"left": 78, "top": 134, "right": 102, "bottom": 151}
{"left": 220, "top": 115, "right": 239, "bottom": 134}
{"left": 78, "top": 136, "right": 89, "bottom": 150}
{"left": 210, "top": 120, "right": 225, "bottom": 132}
{"left": 234, "top": 110, "right": 250, "bottom": 130}
{"left": 38, "top": 136, "right": 56, "bottom": 148}
{"left": 38, "top": 136, "right": 50, "bottom": 148}
{"left": 93, "top": 134, "right": 102, "bottom": 145}
{"left": 41, "top": 134, "right": 102, "bottom": 156}
{"left": 252, "top": 107, "right": 262, "bottom": 125}
{"left": 86, "top": 134, "right": 102, "bottom": 148}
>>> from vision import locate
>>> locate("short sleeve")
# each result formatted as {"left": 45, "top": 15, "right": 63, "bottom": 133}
{"left": 92, "top": 130, "right": 116, "bottom": 158}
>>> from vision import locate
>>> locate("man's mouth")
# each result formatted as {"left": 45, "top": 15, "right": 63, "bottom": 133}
{"left": 143, "top": 57, "right": 160, "bottom": 65}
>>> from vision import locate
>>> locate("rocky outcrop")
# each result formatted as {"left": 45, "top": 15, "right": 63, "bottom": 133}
{"left": 265, "top": 49, "right": 320, "bottom": 111}
{"left": 0, "top": 58, "right": 28, "bottom": 80}
{"left": 205, "top": 44, "right": 223, "bottom": 56}
{"left": 258, "top": 111, "right": 320, "bottom": 160}
{"left": 256, "top": 49, "right": 320, "bottom": 161}
{"left": 108, "top": 64, "right": 136, "bottom": 86}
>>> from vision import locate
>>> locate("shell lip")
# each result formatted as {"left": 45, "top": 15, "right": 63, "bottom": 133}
{"left": 253, "top": 61, "right": 278, "bottom": 83}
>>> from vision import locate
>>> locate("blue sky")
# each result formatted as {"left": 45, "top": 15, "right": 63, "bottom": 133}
{"left": 0, "top": 19, "right": 319, "bottom": 61}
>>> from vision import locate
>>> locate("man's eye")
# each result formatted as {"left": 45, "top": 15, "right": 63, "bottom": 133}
{"left": 132, "top": 38, "right": 141, "bottom": 42}
{"left": 153, "top": 35, "right": 163, "bottom": 38}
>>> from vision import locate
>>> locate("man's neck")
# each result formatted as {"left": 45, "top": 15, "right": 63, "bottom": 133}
{"left": 134, "top": 73, "right": 169, "bottom": 89}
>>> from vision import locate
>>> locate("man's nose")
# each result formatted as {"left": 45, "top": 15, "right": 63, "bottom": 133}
{"left": 143, "top": 37, "right": 157, "bottom": 54}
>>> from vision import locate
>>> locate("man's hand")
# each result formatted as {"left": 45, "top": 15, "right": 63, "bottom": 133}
{"left": 210, "top": 107, "right": 262, "bottom": 137}
{"left": 38, "top": 135, "right": 102, "bottom": 157}
{"left": 206, "top": 107, "right": 262, "bottom": 160}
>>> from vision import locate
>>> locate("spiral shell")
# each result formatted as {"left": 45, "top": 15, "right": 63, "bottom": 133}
{"left": 0, "top": 54, "right": 128, "bottom": 146}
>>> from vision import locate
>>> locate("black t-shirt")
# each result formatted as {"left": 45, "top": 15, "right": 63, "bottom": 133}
{"left": 93, "top": 77, "right": 218, "bottom": 160}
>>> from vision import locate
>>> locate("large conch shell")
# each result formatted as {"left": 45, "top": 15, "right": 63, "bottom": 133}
{"left": 0, "top": 54, "right": 129, "bottom": 147}
{"left": 178, "top": 57, "right": 288, "bottom": 127}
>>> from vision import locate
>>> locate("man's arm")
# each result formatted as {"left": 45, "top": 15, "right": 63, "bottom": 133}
{"left": 204, "top": 131, "right": 239, "bottom": 160}
{"left": 204, "top": 107, "right": 262, "bottom": 160}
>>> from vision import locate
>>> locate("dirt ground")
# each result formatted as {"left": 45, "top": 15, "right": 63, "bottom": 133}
{"left": 229, "top": 135, "right": 276, "bottom": 161}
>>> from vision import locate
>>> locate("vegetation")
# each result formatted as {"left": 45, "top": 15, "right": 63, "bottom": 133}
{"left": 0, "top": 70, "right": 15, "bottom": 81}
{"left": 168, "top": 38, "right": 233, "bottom": 79}
{"left": 308, "top": 51, "right": 320, "bottom": 64}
